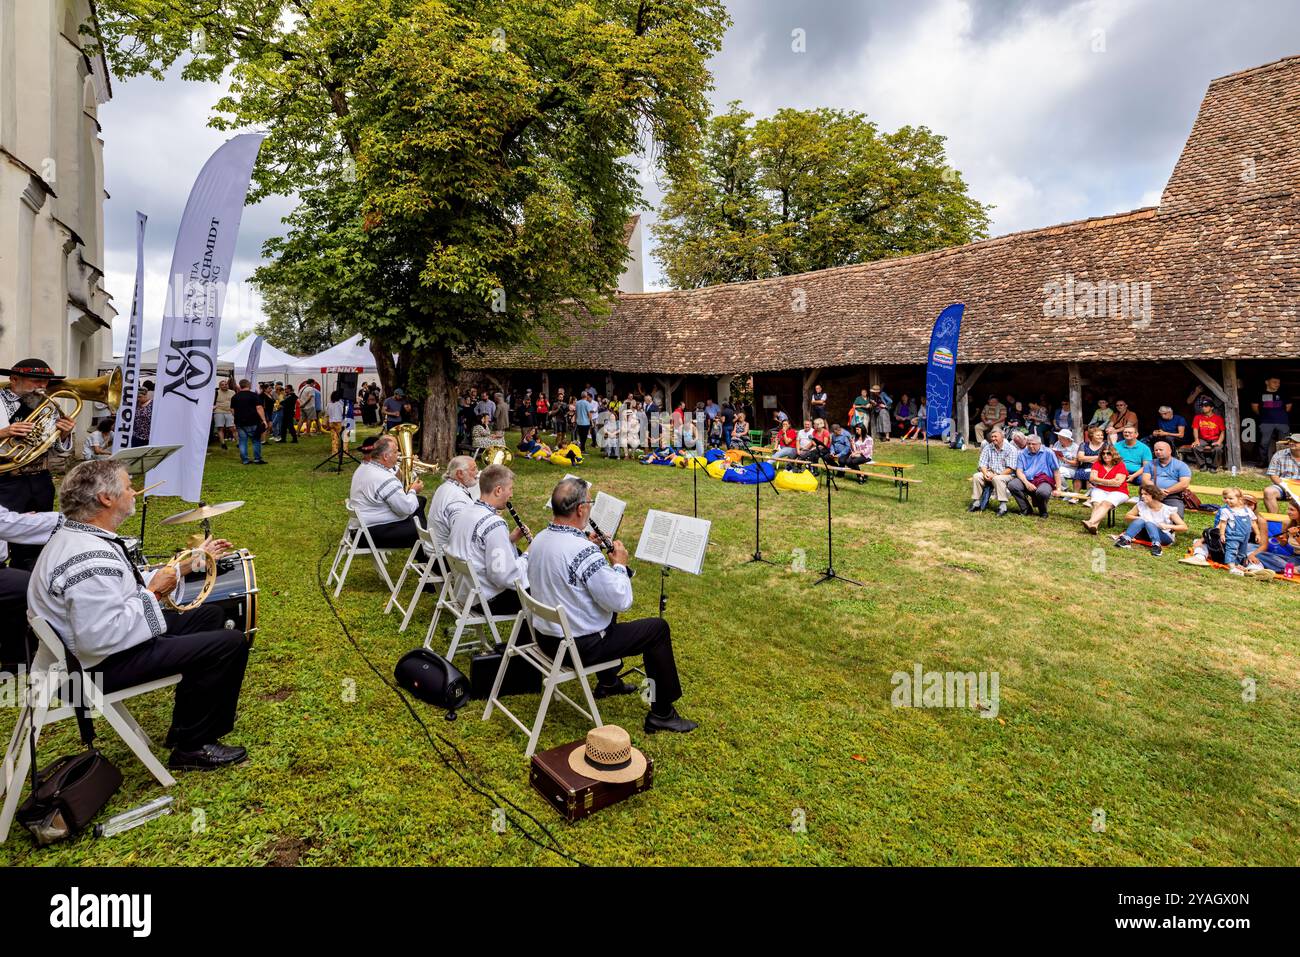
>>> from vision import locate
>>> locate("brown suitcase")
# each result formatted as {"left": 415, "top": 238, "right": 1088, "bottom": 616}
{"left": 529, "top": 740, "right": 654, "bottom": 821}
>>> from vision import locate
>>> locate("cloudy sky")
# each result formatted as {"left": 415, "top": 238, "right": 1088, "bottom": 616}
{"left": 100, "top": 0, "right": 1300, "bottom": 354}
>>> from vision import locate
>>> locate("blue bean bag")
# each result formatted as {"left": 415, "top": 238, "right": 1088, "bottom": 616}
{"left": 722, "top": 462, "right": 776, "bottom": 484}
{"left": 705, "top": 448, "right": 727, "bottom": 464}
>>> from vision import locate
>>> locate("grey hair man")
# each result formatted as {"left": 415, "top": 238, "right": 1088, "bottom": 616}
{"left": 428, "top": 454, "right": 479, "bottom": 550}
{"left": 523, "top": 477, "right": 696, "bottom": 733}
{"left": 27, "top": 460, "right": 248, "bottom": 770}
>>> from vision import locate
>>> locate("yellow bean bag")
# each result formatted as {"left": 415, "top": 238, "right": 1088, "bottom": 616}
{"left": 705, "top": 460, "right": 728, "bottom": 480}
{"left": 548, "top": 443, "right": 583, "bottom": 466}
{"left": 676, "top": 455, "right": 706, "bottom": 470}
{"left": 775, "top": 468, "right": 818, "bottom": 492}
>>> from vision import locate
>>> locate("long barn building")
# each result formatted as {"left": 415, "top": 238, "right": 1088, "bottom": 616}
{"left": 471, "top": 54, "right": 1300, "bottom": 470}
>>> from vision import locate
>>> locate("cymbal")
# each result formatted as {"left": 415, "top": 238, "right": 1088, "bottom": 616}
{"left": 160, "top": 501, "right": 245, "bottom": 525}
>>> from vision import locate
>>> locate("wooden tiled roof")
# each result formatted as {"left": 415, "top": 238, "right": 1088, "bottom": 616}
{"left": 472, "top": 55, "right": 1300, "bottom": 374}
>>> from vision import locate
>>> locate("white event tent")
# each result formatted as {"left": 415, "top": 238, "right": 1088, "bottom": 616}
{"left": 290, "top": 333, "right": 379, "bottom": 375}
{"left": 218, "top": 337, "right": 301, "bottom": 376}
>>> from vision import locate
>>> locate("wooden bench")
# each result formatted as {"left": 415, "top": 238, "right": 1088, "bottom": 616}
{"left": 752, "top": 452, "right": 919, "bottom": 501}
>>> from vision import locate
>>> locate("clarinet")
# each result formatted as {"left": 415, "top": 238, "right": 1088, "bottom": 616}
{"left": 588, "top": 515, "right": 635, "bottom": 579}
{"left": 505, "top": 500, "right": 533, "bottom": 544}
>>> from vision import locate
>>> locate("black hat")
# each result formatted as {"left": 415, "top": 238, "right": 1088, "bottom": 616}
{"left": 0, "top": 358, "right": 63, "bottom": 380}
{"left": 359, "top": 435, "right": 379, "bottom": 452}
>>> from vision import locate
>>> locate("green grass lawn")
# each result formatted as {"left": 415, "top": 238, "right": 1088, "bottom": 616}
{"left": 2, "top": 429, "right": 1297, "bottom": 866}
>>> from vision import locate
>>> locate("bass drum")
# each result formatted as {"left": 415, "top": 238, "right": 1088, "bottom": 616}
{"left": 176, "top": 548, "right": 259, "bottom": 645}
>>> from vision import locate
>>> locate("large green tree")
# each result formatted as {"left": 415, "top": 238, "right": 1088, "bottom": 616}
{"left": 93, "top": 0, "right": 728, "bottom": 460}
{"left": 653, "top": 103, "right": 992, "bottom": 288}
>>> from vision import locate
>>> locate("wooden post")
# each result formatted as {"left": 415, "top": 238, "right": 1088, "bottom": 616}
{"left": 1068, "top": 362, "right": 1084, "bottom": 437}
{"left": 801, "top": 368, "right": 819, "bottom": 422}
{"left": 716, "top": 375, "right": 731, "bottom": 405}
{"left": 1222, "top": 359, "right": 1242, "bottom": 472}
{"left": 541, "top": 371, "right": 550, "bottom": 398}
{"left": 954, "top": 363, "right": 988, "bottom": 445}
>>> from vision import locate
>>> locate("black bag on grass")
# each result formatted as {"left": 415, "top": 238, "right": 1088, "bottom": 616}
{"left": 395, "top": 649, "right": 469, "bottom": 719}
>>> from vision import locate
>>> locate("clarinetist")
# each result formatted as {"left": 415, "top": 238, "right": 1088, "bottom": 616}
{"left": 526, "top": 477, "right": 696, "bottom": 734}
{"left": 447, "top": 464, "right": 529, "bottom": 617}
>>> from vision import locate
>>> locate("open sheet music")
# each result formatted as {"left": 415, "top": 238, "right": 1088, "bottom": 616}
{"left": 635, "top": 509, "right": 711, "bottom": 575}
{"left": 543, "top": 473, "right": 585, "bottom": 509}
{"left": 587, "top": 491, "right": 625, "bottom": 540}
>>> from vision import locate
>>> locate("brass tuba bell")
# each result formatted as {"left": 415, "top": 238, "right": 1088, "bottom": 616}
{"left": 0, "top": 367, "right": 122, "bottom": 474}
{"left": 485, "top": 446, "right": 513, "bottom": 467}
{"left": 391, "top": 422, "right": 439, "bottom": 491}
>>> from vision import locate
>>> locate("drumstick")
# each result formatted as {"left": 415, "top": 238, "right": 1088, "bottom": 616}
{"left": 134, "top": 481, "right": 164, "bottom": 496}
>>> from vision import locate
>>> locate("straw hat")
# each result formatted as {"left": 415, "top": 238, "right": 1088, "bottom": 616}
{"left": 567, "top": 725, "right": 647, "bottom": 784}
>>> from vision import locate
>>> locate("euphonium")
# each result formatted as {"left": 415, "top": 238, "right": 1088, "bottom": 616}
{"left": 486, "top": 446, "right": 513, "bottom": 467}
{"left": 0, "top": 367, "right": 122, "bottom": 474}
{"left": 391, "top": 422, "right": 439, "bottom": 491}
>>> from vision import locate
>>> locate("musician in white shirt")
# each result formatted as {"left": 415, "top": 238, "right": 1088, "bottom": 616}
{"left": 0, "top": 503, "right": 63, "bottom": 669}
{"left": 447, "top": 464, "right": 530, "bottom": 616}
{"left": 27, "top": 460, "right": 250, "bottom": 770}
{"left": 526, "top": 477, "right": 696, "bottom": 734}
{"left": 347, "top": 434, "right": 425, "bottom": 547}
{"left": 428, "top": 455, "right": 478, "bottom": 550}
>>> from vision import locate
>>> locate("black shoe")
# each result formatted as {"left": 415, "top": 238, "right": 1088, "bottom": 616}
{"left": 644, "top": 710, "right": 698, "bottom": 734}
{"left": 594, "top": 680, "right": 638, "bottom": 700}
{"left": 1018, "top": 506, "right": 1032, "bottom": 516}
{"left": 241, "top": 460, "right": 250, "bottom": 465}
{"left": 253, "top": 459, "right": 268, "bottom": 465}
{"left": 168, "top": 742, "right": 248, "bottom": 771}
{"left": 221, "top": 442, "right": 228, "bottom": 450}
{"left": 1151, "top": 544, "right": 1163, "bottom": 557}
{"left": 1037, "top": 511, "right": 1048, "bottom": 519}
{"left": 996, "top": 504, "right": 1008, "bottom": 517}
{"left": 968, "top": 502, "right": 981, "bottom": 512}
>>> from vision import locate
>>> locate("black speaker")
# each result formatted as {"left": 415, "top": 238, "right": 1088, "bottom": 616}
{"left": 394, "top": 649, "right": 469, "bottom": 719}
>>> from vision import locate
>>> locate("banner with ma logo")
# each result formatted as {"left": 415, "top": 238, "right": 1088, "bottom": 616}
{"left": 148, "top": 134, "right": 264, "bottom": 502}
{"left": 924, "top": 303, "right": 965, "bottom": 439}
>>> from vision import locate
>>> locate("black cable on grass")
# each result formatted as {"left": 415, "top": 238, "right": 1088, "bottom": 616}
{"left": 309, "top": 469, "right": 586, "bottom": 866}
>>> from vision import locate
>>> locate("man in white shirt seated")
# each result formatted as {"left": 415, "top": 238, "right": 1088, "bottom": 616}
{"left": 526, "top": 477, "right": 696, "bottom": 734}
{"left": 447, "top": 464, "right": 529, "bottom": 617}
{"left": 27, "top": 460, "right": 249, "bottom": 770}
{"left": 82, "top": 419, "right": 114, "bottom": 461}
{"left": 0, "top": 503, "right": 63, "bottom": 669}
{"left": 429, "top": 455, "right": 478, "bottom": 551}
{"left": 348, "top": 434, "right": 426, "bottom": 548}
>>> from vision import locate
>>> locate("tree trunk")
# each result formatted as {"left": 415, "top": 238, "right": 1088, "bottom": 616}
{"left": 369, "top": 336, "right": 398, "bottom": 398}
{"left": 422, "top": 347, "right": 458, "bottom": 464}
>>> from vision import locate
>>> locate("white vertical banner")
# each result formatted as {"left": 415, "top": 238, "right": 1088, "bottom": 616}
{"left": 242, "top": 335, "right": 263, "bottom": 384}
{"left": 148, "top": 134, "right": 264, "bottom": 502}
{"left": 113, "top": 211, "right": 147, "bottom": 453}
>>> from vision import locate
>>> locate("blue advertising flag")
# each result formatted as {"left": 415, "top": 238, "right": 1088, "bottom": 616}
{"left": 924, "top": 303, "right": 965, "bottom": 439}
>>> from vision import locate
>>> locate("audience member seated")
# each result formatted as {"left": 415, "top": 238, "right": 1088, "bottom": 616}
{"left": 1104, "top": 399, "right": 1138, "bottom": 445}
{"left": 846, "top": 424, "right": 874, "bottom": 482}
{"left": 827, "top": 423, "right": 853, "bottom": 466}
{"left": 1076, "top": 426, "right": 1106, "bottom": 489}
{"left": 518, "top": 426, "right": 553, "bottom": 460}
{"left": 974, "top": 394, "right": 1007, "bottom": 444}
{"left": 1138, "top": 441, "right": 1192, "bottom": 517}
{"left": 1114, "top": 425, "right": 1152, "bottom": 481}
{"left": 729, "top": 411, "right": 750, "bottom": 448}
{"left": 1088, "top": 399, "right": 1113, "bottom": 430}
{"left": 1082, "top": 444, "right": 1130, "bottom": 533}
{"left": 1049, "top": 428, "right": 1085, "bottom": 492}
{"left": 1143, "top": 405, "right": 1187, "bottom": 450}
{"left": 1252, "top": 501, "right": 1300, "bottom": 573}
{"left": 969, "top": 427, "right": 1017, "bottom": 516}
{"left": 1187, "top": 398, "right": 1226, "bottom": 471}
{"left": 1263, "top": 434, "right": 1300, "bottom": 513}
{"left": 1113, "top": 485, "right": 1188, "bottom": 557}
{"left": 1052, "top": 400, "right": 1072, "bottom": 434}
{"left": 1007, "top": 433, "right": 1059, "bottom": 518}
{"left": 795, "top": 419, "right": 817, "bottom": 461}
{"left": 772, "top": 420, "right": 798, "bottom": 460}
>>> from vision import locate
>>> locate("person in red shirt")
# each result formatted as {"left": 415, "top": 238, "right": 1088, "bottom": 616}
{"left": 1189, "top": 398, "right": 1227, "bottom": 471}
{"left": 1082, "top": 444, "right": 1130, "bottom": 533}
{"left": 773, "top": 420, "right": 799, "bottom": 460}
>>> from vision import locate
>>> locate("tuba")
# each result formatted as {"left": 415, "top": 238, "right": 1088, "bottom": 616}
{"left": 485, "top": 447, "right": 513, "bottom": 467}
{"left": 0, "top": 367, "right": 122, "bottom": 474}
{"left": 391, "top": 422, "right": 439, "bottom": 491}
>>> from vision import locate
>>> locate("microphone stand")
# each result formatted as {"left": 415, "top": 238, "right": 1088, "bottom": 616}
{"left": 738, "top": 434, "right": 780, "bottom": 567}
{"left": 812, "top": 445, "right": 862, "bottom": 587}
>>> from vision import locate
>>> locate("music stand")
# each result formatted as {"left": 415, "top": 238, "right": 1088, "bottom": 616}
{"left": 314, "top": 433, "right": 360, "bottom": 473}
{"left": 808, "top": 443, "right": 862, "bottom": 588}
{"left": 112, "top": 444, "right": 183, "bottom": 550}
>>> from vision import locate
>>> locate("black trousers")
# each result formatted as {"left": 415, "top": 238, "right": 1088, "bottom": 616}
{"left": 484, "top": 588, "right": 523, "bottom": 617}
{"left": 92, "top": 604, "right": 249, "bottom": 751}
{"left": 0, "top": 567, "right": 32, "bottom": 670}
{"left": 0, "top": 473, "right": 55, "bottom": 571}
{"left": 367, "top": 497, "right": 428, "bottom": 549}
{"left": 1008, "top": 477, "right": 1054, "bottom": 515}
{"left": 538, "top": 617, "right": 682, "bottom": 706}
{"left": 576, "top": 423, "right": 591, "bottom": 452}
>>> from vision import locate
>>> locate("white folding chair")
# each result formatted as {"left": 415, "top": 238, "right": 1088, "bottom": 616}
{"left": 1, "top": 614, "right": 181, "bottom": 843}
{"left": 327, "top": 502, "right": 397, "bottom": 598}
{"left": 428, "top": 554, "right": 518, "bottom": 660}
{"left": 386, "top": 526, "right": 448, "bottom": 632}
{"left": 482, "top": 583, "right": 620, "bottom": 757}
